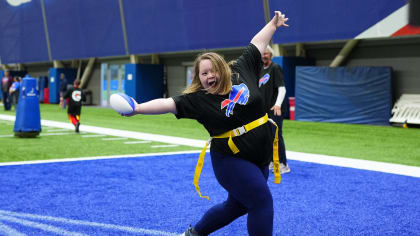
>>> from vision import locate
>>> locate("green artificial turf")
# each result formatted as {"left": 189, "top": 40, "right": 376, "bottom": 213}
{"left": 0, "top": 104, "right": 419, "bottom": 166}
{"left": 0, "top": 119, "right": 197, "bottom": 163}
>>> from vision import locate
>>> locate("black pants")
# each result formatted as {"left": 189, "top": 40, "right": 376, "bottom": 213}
{"left": 2, "top": 91, "right": 11, "bottom": 111}
{"left": 270, "top": 114, "right": 287, "bottom": 165}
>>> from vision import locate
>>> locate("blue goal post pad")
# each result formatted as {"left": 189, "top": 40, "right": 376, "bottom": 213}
{"left": 295, "top": 66, "right": 393, "bottom": 125}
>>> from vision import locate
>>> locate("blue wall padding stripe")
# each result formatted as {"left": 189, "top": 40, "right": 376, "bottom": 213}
{"left": 295, "top": 66, "right": 392, "bottom": 125}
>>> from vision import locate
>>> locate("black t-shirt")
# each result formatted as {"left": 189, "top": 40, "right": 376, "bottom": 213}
{"left": 63, "top": 87, "right": 85, "bottom": 115}
{"left": 259, "top": 62, "right": 286, "bottom": 116}
{"left": 173, "top": 44, "right": 273, "bottom": 167}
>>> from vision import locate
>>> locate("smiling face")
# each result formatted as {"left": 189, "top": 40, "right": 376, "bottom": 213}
{"left": 199, "top": 59, "right": 220, "bottom": 92}
{"left": 262, "top": 49, "right": 272, "bottom": 67}
{"left": 183, "top": 52, "right": 232, "bottom": 95}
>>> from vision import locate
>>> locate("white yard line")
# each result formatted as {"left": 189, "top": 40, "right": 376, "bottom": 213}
{"left": 0, "top": 114, "right": 419, "bottom": 178}
{"left": 0, "top": 210, "right": 178, "bottom": 236}
{"left": 124, "top": 140, "right": 152, "bottom": 144}
{"left": 81, "top": 134, "right": 106, "bottom": 138}
{"left": 0, "top": 214, "right": 87, "bottom": 236}
{"left": 0, "top": 222, "right": 26, "bottom": 236}
{"left": 102, "top": 137, "right": 128, "bottom": 141}
{"left": 40, "top": 132, "right": 75, "bottom": 136}
{"left": 151, "top": 144, "right": 179, "bottom": 148}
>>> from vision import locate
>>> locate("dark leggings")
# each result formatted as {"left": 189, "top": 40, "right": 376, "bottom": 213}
{"left": 194, "top": 151, "right": 273, "bottom": 236}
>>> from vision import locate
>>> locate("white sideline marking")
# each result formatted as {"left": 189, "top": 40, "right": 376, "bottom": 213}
{"left": 0, "top": 214, "right": 86, "bottom": 236}
{"left": 0, "top": 150, "right": 202, "bottom": 166}
{"left": 0, "top": 210, "right": 178, "bottom": 236}
{"left": 102, "top": 137, "right": 128, "bottom": 141}
{"left": 0, "top": 134, "right": 13, "bottom": 138}
{"left": 0, "top": 222, "right": 26, "bottom": 236}
{"left": 45, "top": 129, "right": 70, "bottom": 132}
{"left": 124, "top": 140, "right": 152, "bottom": 144}
{"left": 81, "top": 134, "right": 106, "bottom": 138}
{"left": 287, "top": 151, "right": 420, "bottom": 178}
{"left": 151, "top": 144, "right": 179, "bottom": 148}
{"left": 0, "top": 114, "right": 419, "bottom": 178}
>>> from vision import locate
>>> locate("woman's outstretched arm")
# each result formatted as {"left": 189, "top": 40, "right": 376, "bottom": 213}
{"left": 251, "top": 11, "right": 289, "bottom": 56}
{"left": 124, "top": 98, "right": 177, "bottom": 116}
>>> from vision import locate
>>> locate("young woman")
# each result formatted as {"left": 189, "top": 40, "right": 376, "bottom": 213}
{"left": 124, "top": 11, "right": 288, "bottom": 236}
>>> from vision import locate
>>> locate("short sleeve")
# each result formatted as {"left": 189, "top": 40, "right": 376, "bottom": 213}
{"left": 273, "top": 63, "right": 285, "bottom": 88}
{"left": 236, "top": 43, "right": 263, "bottom": 79}
{"left": 172, "top": 94, "right": 200, "bottom": 120}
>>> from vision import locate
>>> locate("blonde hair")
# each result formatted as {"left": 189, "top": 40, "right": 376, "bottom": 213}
{"left": 265, "top": 45, "right": 274, "bottom": 58}
{"left": 183, "top": 52, "right": 232, "bottom": 95}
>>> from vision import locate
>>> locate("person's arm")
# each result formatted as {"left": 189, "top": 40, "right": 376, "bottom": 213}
{"left": 271, "top": 86, "right": 286, "bottom": 116}
{"left": 124, "top": 98, "right": 177, "bottom": 116}
{"left": 250, "top": 11, "right": 289, "bottom": 56}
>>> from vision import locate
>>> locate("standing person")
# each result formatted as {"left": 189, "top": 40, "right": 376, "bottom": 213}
{"left": 9, "top": 76, "right": 21, "bottom": 111}
{"left": 123, "top": 11, "right": 288, "bottom": 236}
{"left": 259, "top": 45, "right": 290, "bottom": 174}
{"left": 63, "top": 79, "right": 85, "bottom": 133}
{"left": 59, "top": 73, "right": 68, "bottom": 109}
{"left": 1, "top": 70, "right": 13, "bottom": 111}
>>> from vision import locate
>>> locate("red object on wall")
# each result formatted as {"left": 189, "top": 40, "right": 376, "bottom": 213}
{"left": 289, "top": 97, "right": 295, "bottom": 120}
{"left": 43, "top": 88, "right": 49, "bottom": 104}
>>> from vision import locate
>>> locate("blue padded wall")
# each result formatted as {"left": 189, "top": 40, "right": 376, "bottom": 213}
{"left": 295, "top": 67, "right": 393, "bottom": 125}
{"left": 272, "top": 57, "right": 315, "bottom": 118}
{"left": 48, "top": 68, "right": 77, "bottom": 104}
{"left": 123, "top": 0, "right": 265, "bottom": 54}
{"left": 125, "top": 64, "right": 164, "bottom": 103}
{"left": 0, "top": 0, "right": 49, "bottom": 64}
{"left": 44, "top": 0, "right": 126, "bottom": 60}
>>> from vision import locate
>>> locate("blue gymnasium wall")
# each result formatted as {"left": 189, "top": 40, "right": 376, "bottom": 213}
{"left": 44, "top": 0, "right": 126, "bottom": 60}
{"left": 123, "top": 0, "right": 265, "bottom": 54}
{"left": 295, "top": 67, "right": 393, "bottom": 125}
{"left": 0, "top": 0, "right": 408, "bottom": 63}
{"left": 269, "top": 0, "right": 406, "bottom": 44}
{"left": 0, "top": 0, "right": 49, "bottom": 63}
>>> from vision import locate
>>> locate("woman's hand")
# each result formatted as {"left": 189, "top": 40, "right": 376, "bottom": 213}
{"left": 272, "top": 11, "right": 289, "bottom": 28}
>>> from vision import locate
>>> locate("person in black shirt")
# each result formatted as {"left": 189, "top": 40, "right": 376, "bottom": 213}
{"left": 59, "top": 73, "right": 68, "bottom": 109}
{"left": 63, "top": 79, "right": 85, "bottom": 133}
{"left": 123, "top": 11, "right": 289, "bottom": 236}
{"left": 259, "top": 45, "right": 290, "bottom": 174}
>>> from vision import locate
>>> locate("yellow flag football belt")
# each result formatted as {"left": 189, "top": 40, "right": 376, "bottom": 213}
{"left": 194, "top": 113, "right": 281, "bottom": 200}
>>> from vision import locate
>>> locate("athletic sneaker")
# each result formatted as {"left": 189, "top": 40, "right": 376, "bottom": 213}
{"left": 75, "top": 122, "right": 80, "bottom": 133}
{"left": 181, "top": 225, "right": 201, "bottom": 236}
{"left": 269, "top": 161, "right": 274, "bottom": 171}
{"left": 280, "top": 163, "right": 291, "bottom": 174}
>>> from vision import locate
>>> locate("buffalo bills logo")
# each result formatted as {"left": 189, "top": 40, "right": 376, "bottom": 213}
{"left": 221, "top": 83, "right": 250, "bottom": 117}
{"left": 259, "top": 73, "right": 270, "bottom": 87}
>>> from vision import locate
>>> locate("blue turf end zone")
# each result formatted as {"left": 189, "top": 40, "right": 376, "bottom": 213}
{"left": 0, "top": 153, "right": 419, "bottom": 235}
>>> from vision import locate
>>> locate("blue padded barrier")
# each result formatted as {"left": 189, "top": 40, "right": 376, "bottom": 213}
{"left": 125, "top": 64, "right": 164, "bottom": 103}
{"left": 14, "top": 75, "right": 41, "bottom": 136}
{"left": 48, "top": 68, "right": 77, "bottom": 104}
{"left": 295, "top": 67, "right": 392, "bottom": 125}
{"left": 272, "top": 57, "right": 315, "bottom": 118}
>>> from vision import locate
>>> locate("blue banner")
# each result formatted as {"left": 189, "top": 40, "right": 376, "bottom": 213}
{"left": 295, "top": 66, "right": 393, "bottom": 125}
